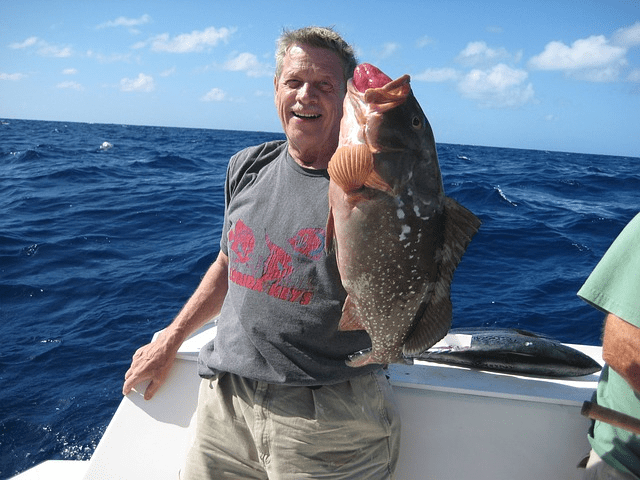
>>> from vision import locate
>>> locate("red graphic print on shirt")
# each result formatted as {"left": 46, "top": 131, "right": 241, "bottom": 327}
{"left": 262, "top": 235, "right": 294, "bottom": 281}
{"left": 228, "top": 220, "right": 254, "bottom": 263}
{"left": 228, "top": 220, "right": 324, "bottom": 305}
{"left": 289, "top": 228, "right": 325, "bottom": 260}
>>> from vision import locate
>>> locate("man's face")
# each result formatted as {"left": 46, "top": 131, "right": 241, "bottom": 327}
{"left": 274, "top": 44, "right": 346, "bottom": 169}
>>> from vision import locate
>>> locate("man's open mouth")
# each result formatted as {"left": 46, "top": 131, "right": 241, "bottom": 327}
{"left": 292, "top": 112, "right": 321, "bottom": 119}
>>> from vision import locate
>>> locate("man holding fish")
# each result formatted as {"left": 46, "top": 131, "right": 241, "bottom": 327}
{"left": 123, "top": 25, "right": 478, "bottom": 479}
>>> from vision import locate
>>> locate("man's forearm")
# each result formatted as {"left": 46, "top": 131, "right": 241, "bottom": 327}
{"left": 165, "top": 251, "right": 229, "bottom": 347}
{"left": 603, "top": 313, "right": 640, "bottom": 392}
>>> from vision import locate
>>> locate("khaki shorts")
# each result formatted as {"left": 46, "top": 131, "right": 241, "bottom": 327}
{"left": 181, "top": 371, "right": 401, "bottom": 479}
{"left": 583, "top": 449, "right": 638, "bottom": 480}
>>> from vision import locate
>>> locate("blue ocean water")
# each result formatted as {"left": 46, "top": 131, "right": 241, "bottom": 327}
{"left": 0, "top": 118, "right": 638, "bottom": 477}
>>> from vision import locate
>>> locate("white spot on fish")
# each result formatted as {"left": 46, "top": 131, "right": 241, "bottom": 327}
{"left": 399, "top": 224, "right": 411, "bottom": 241}
{"left": 396, "top": 208, "right": 405, "bottom": 219}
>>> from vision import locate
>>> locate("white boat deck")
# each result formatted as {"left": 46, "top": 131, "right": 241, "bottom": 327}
{"left": 12, "top": 322, "right": 602, "bottom": 480}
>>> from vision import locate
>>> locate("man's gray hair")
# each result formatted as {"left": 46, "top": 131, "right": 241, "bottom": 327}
{"left": 275, "top": 26, "right": 358, "bottom": 83}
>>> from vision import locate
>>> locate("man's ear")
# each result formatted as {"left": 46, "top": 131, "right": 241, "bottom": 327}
{"left": 273, "top": 75, "right": 278, "bottom": 106}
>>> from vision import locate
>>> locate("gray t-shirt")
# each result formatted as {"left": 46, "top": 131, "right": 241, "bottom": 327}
{"left": 198, "top": 140, "right": 378, "bottom": 384}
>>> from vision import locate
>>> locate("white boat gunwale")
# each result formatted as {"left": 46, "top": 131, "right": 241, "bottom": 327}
{"left": 11, "top": 322, "right": 602, "bottom": 480}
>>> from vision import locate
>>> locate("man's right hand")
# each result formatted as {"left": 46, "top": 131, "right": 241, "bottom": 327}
{"left": 122, "top": 330, "right": 181, "bottom": 400}
{"left": 122, "top": 252, "right": 229, "bottom": 400}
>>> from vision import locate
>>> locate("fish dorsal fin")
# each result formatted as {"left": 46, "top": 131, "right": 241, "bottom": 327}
{"left": 513, "top": 328, "right": 542, "bottom": 338}
{"left": 403, "top": 196, "right": 481, "bottom": 355}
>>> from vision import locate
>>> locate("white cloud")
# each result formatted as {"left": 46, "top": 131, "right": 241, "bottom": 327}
{"left": 612, "top": 21, "right": 640, "bottom": 48}
{"left": 56, "top": 81, "right": 83, "bottom": 91}
{"left": 456, "top": 41, "right": 516, "bottom": 67}
{"left": 120, "top": 73, "right": 154, "bottom": 92}
{"left": 378, "top": 42, "right": 400, "bottom": 59}
{"left": 529, "top": 35, "right": 626, "bottom": 70}
{"left": 201, "top": 88, "right": 226, "bottom": 102}
{"left": 10, "top": 36, "right": 72, "bottom": 57}
{"left": 10, "top": 36, "right": 38, "bottom": 49}
{"left": 86, "top": 50, "right": 134, "bottom": 63}
{"left": 414, "top": 42, "right": 534, "bottom": 108}
{"left": 628, "top": 69, "right": 640, "bottom": 82}
{"left": 62, "top": 68, "right": 78, "bottom": 75}
{"left": 578, "top": 66, "right": 624, "bottom": 83}
{"left": 528, "top": 35, "right": 628, "bottom": 82}
{"left": 38, "top": 44, "right": 72, "bottom": 58}
{"left": 0, "top": 72, "right": 26, "bottom": 81}
{"left": 223, "top": 52, "right": 271, "bottom": 77}
{"left": 458, "top": 64, "right": 534, "bottom": 108}
{"left": 150, "top": 26, "right": 235, "bottom": 53}
{"left": 97, "top": 14, "right": 151, "bottom": 30}
{"left": 414, "top": 68, "right": 459, "bottom": 82}
{"left": 160, "top": 66, "right": 176, "bottom": 77}
{"left": 416, "top": 36, "right": 435, "bottom": 48}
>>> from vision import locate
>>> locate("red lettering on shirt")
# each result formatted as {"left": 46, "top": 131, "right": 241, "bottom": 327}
{"left": 262, "top": 235, "right": 293, "bottom": 281}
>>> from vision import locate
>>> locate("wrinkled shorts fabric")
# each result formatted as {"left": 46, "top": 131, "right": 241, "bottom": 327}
{"left": 181, "top": 371, "right": 401, "bottom": 479}
{"left": 583, "top": 449, "right": 639, "bottom": 480}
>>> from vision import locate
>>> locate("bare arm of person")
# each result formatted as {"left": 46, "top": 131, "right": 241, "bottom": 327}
{"left": 122, "top": 251, "right": 229, "bottom": 400}
{"left": 602, "top": 312, "right": 640, "bottom": 393}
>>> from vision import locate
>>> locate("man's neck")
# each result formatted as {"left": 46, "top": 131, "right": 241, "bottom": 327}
{"left": 288, "top": 146, "right": 331, "bottom": 170}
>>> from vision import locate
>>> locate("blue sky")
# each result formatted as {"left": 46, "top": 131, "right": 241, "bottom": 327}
{"left": 1, "top": 0, "right": 639, "bottom": 157}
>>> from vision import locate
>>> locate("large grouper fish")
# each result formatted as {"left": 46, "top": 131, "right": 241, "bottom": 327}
{"left": 326, "top": 63, "right": 481, "bottom": 367}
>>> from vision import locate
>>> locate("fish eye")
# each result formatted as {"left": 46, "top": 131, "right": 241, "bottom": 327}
{"left": 411, "top": 116, "right": 422, "bottom": 129}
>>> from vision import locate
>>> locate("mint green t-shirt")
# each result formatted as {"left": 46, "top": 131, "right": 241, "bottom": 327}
{"left": 578, "top": 213, "right": 640, "bottom": 477}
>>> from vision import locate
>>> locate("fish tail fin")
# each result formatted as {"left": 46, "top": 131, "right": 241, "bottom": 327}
{"left": 403, "top": 290, "right": 452, "bottom": 357}
{"left": 403, "top": 197, "right": 481, "bottom": 356}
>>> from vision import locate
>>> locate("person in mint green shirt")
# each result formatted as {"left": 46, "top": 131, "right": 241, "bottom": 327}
{"left": 578, "top": 213, "right": 640, "bottom": 479}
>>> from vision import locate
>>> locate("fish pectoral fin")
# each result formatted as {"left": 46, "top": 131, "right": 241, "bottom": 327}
{"left": 338, "top": 296, "right": 366, "bottom": 331}
{"left": 403, "top": 287, "right": 453, "bottom": 357}
{"left": 328, "top": 145, "right": 374, "bottom": 192}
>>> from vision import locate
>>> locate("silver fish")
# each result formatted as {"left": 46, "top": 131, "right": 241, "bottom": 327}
{"left": 326, "top": 63, "right": 481, "bottom": 367}
{"left": 417, "top": 328, "right": 602, "bottom": 377}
